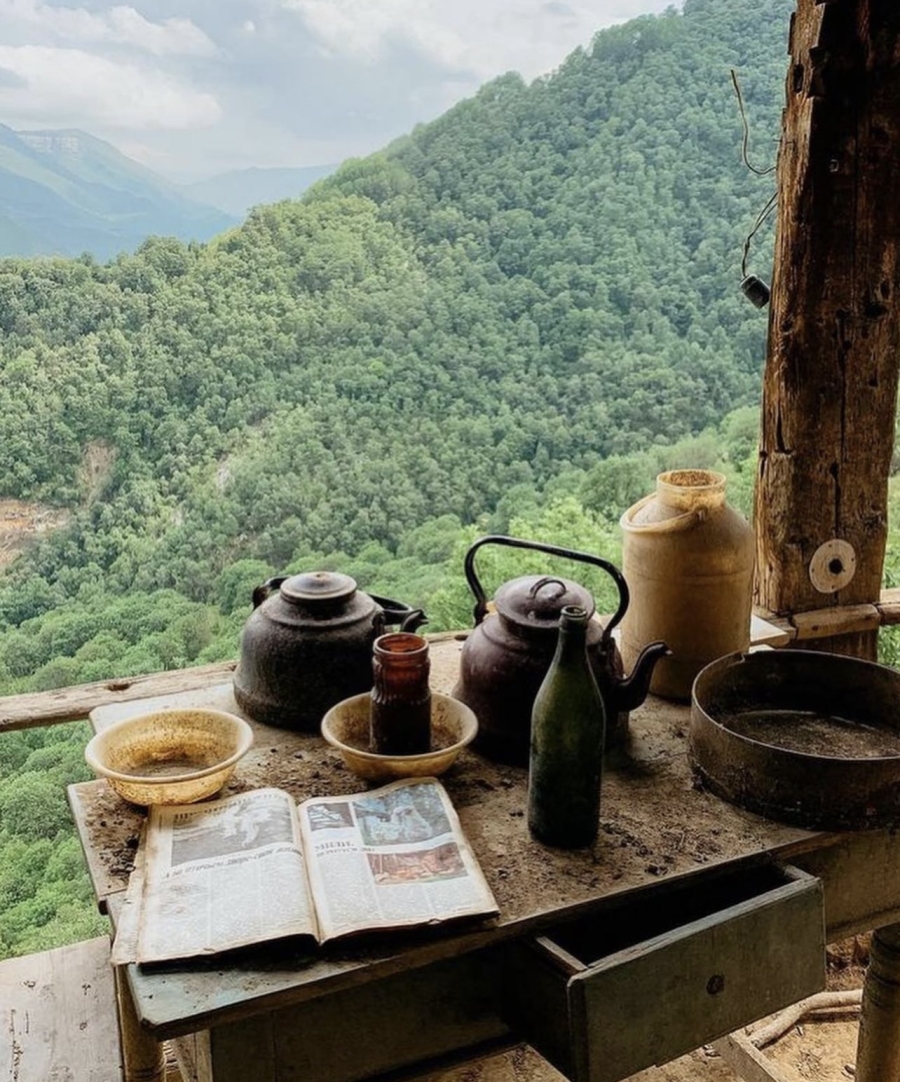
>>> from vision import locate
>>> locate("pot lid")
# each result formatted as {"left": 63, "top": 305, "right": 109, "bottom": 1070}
{"left": 494, "top": 575, "right": 595, "bottom": 634}
{"left": 280, "top": 571, "right": 358, "bottom": 605}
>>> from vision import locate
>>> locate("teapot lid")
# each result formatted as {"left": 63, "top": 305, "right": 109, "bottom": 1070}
{"left": 494, "top": 575, "right": 595, "bottom": 634}
{"left": 281, "top": 571, "right": 358, "bottom": 605}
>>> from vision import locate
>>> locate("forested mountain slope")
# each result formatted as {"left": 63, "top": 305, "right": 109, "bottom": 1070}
{"left": 0, "top": 0, "right": 788, "bottom": 633}
{"left": 9, "top": 0, "right": 899, "bottom": 962}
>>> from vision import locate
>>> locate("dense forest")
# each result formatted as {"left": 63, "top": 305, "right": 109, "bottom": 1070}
{"left": 3, "top": 0, "right": 900, "bottom": 957}
{"left": 0, "top": 0, "right": 788, "bottom": 661}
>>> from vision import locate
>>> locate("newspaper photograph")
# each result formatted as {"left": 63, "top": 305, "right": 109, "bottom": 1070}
{"left": 299, "top": 778, "right": 498, "bottom": 942}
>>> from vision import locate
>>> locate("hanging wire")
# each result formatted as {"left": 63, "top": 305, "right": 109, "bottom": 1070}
{"left": 731, "top": 69, "right": 776, "bottom": 177}
{"left": 741, "top": 191, "right": 778, "bottom": 278}
{"left": 731, "top": 68, "right": 778, "bottom": 304}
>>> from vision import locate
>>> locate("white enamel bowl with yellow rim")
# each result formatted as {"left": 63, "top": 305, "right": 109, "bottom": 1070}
{"left": 85, "top": 707, "right": 254, "bottom": 806}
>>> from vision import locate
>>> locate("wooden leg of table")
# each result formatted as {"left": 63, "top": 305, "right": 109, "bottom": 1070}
{"left": 855, "top": 923, "right": 900, "bottom": 1082}
{"left": 712, "top": 1032, "right": 795, "bottom": 1082}
{"left": 114, "top": 965, "right": 166, "bottom": 1082}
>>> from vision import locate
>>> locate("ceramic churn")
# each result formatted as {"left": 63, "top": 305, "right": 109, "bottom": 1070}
{"left": 619, "top": 469, "right": 754, "bottom": 701}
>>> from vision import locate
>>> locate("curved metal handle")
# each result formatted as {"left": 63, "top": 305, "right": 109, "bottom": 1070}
{"left": 399, "top": 609, "right": 428, "bottom": 634}
{"left": 528, "top": 577, "right": 568, "bottom": 602}
{"left": 463, "top": 534, "right": 629, "bottom": 643}
{"left": 251, "top": 576, "right": 286, "bottom": 609}
{"left": 368, "top": 595, "right": 429, "bottom": 634}
{"left": 621, "top": 493, "right": 705, "bottom": 534}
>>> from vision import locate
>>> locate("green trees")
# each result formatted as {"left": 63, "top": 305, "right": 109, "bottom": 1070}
{"left": 0, "top": 0, "right": 799, "bottom": 957}
{"left": 0, "top": 724, "right": 106, "bottom": 958}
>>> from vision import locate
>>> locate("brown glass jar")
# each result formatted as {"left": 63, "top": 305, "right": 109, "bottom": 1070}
{"left": 370, "top": 633, "right": 432, "bottom": 755}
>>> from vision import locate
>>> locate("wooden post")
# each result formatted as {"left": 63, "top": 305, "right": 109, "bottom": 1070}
{"left": 754, "top": 0, "right": 900, "bottom": 660}
{"left": 114, "top": 966, "right": 166, "bottom": 1082}
{"left": 855, "top": 923, "right": 900, "bottom": 1082}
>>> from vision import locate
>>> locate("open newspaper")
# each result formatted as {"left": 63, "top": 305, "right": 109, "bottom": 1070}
{"left": 111, "top": 777, "right": 498, "bottom": 965}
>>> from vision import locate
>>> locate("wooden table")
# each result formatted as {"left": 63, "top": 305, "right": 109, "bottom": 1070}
{"left": 68, "top": 640, "right": 900, "bottom": 1082}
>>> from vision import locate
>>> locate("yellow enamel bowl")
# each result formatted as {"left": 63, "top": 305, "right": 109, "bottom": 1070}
{"left": 84, "top": 707, "right": 254, "bottom": 806}
{"left": 321, "top": 692, "right": 478, "bottom": 784}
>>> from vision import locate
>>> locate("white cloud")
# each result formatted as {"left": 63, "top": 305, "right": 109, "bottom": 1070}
{"left": 2, "top": 0, "right": 216, "bottom": 57}
{"left": 0, "top": 46, "right": 221, "bottom": 129}
{"left": 0, "top": 0, "right": 682, "bottom": 178}
{"left": 283, "top": 0, "right": 672, "bottom": 79}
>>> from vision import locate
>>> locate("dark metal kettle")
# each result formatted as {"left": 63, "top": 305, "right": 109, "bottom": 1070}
{"left": 452, "top": 535, "right": 668, "bottom": 764}
{"left": 233, "top": 570, "right": 426, "bottom": 732}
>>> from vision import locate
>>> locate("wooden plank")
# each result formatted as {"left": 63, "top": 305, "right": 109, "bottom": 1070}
{"left": 712, "top": 1031, "right": 795, "bottom": 1082}
{"left": 0, "top": 660, "right": 237, "bottom": 733}
{"left": 750, "top": 614, "right": 792, "bottom": 648}
{"left": 754, "top": 0, "right": 900, "bottom": 659}
{"left": 876, "top": 587, "right": 900, "bottom": 626}
{"left": 0, "top": 936, "right": 121, "bottom": 1082}
{"left": 790, "top": 603, "right": 881, "bottom": 640}
{"left": 0, "top": 631, "right": 466, "bottom": 735}
{"left": 9, "top": 604, "right": 900, "bottom": 742}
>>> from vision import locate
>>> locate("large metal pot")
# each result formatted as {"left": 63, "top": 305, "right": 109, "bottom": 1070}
{"left": 233, "top": 571, "right": 424, "bottom": 731}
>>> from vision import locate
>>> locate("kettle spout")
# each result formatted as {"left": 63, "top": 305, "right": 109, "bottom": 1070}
{"left": 612, "top": 641, "right": 670, "bottom": 713}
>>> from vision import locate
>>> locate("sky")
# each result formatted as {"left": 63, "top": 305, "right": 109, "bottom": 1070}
{"left": 0, "top": 0, "right": 676, "bottom": 183}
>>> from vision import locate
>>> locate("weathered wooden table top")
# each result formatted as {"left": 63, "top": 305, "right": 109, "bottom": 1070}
{"left": 68, "top": 638, "right": 837, "bottom": 1038}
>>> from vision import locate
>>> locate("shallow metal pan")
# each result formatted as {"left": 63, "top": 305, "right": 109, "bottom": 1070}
{"left": 691, "top": 650, "right": 900, "bottom": 831}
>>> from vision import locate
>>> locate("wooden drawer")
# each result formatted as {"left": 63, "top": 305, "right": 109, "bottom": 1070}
{"left": 502, "top": 863, "right": 824, "bottom": 1082}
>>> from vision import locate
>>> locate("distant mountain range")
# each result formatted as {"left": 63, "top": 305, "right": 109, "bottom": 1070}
{"left": 0, "top": 124, "right": 337, "bottom": 261}
{"left": 0, "top": 124, "right": 235, "bottom": 260}
{"left": 184, "top": 164, "right": 336, "bottom": 217}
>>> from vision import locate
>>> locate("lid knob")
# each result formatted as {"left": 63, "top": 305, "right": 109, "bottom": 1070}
{"left": 280, "top": 571, "right": 358, "bottom": 605}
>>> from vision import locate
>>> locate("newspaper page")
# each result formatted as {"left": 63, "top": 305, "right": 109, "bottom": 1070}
{"left": 298, "top": 777, "right": 498, "bottom": 943}
{"left": 120, "top": 787, "right": 318, "bottom": 964}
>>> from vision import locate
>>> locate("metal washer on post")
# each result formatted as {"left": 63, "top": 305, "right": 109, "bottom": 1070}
{"left": 809, "top": 538, "right": 856, "bottom": 594}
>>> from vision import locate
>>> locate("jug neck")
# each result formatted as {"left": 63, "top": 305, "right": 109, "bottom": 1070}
{"left": 656, "top": 469, "right": 727, "bottom": 514}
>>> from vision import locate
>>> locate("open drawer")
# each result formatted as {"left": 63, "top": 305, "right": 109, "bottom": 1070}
{"left": 501, "top": 863, "right": 824, "bottom": 1082}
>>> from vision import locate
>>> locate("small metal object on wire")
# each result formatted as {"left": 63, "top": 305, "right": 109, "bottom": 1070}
{"left": 732, "top": 69, "right": 777, "bottom": 307}
{"left": 741, "top": 275, "right": 771, "bottom": 308}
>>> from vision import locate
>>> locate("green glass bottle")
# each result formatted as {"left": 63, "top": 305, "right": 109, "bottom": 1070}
{"left": 527, "top": 605, "right": 606, "bottom": 848}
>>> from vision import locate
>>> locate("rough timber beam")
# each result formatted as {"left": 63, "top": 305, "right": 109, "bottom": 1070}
{"left": 754, "top": 0, "right": 900, "bottom": 659}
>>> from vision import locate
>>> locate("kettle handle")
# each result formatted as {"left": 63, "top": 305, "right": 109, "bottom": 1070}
{"left": 252, "top": 576, "right": 287, "bottom": 609}
{"left": 463, "top": 534, "right": 629, "bottom": 643}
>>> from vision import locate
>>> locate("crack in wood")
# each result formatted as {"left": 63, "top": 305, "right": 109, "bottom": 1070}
{"left": 830, "top": 461, "right": 842, "bottom": 532}
{"left": 775, "top": 407, "right": 788, "bottom": 454}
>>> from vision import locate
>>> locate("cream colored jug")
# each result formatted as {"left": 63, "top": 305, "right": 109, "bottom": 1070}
{"left": 619, "top": 469, "right": 754, "bottom": 701}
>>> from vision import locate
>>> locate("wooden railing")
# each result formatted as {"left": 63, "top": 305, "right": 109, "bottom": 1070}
{"left": 5, "top": 593, "right": 900, "bottom": 736}
{"left": 0, "top": 658, "right": 238, "bottom": 733}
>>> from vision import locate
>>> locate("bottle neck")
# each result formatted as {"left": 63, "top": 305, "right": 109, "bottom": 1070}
{"left": 554, "top": 606, "right": 589, "bottom": 664}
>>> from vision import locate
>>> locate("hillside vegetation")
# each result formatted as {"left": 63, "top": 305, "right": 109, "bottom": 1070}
{"left": 2, "top": 0, "right": 882, "bottom": 957}
{"left": 0, "top": 0, "right": 788, "bottom": 641}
